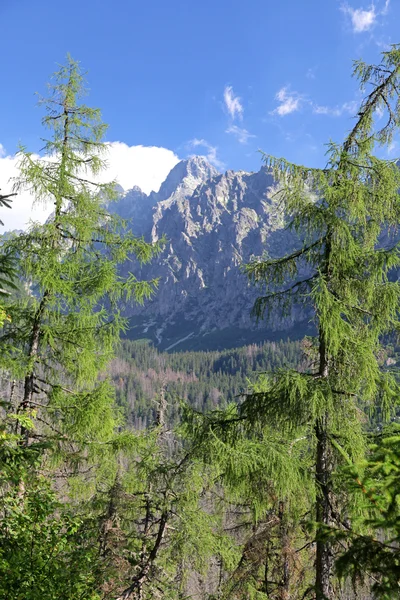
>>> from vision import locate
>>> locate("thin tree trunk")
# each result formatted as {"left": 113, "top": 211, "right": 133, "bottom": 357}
{"left": 315, "top": 320, "right": 334, "bottom": 599}
{"left": 263, "top": 536, "right": 271, "bottom": 596}
{"left": 21, "top": 291, "right": 50, "bottom": 408}
{"left": 315, "top": 414, "right": 334, "bottom": 600}
{"left": 18, "top": 290, "right": 50, "bottom": 443}
{"left": 117, "top": 510, "right": 168, "bottom": 600}
{"left": 278, "top": 500, "right": 290, "bottom": 600}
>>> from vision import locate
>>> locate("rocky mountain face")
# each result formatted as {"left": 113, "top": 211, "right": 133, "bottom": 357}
{"left": 113, "top": 156, "right": 313, "bottom": 351}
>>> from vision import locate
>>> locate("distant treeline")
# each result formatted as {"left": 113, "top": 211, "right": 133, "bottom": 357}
{"left": 111, "top": 338, "right": 303, "bottom": 427}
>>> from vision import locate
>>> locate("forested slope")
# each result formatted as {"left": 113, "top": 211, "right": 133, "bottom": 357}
{"left": 110, "top": 339, "right": 302, "bottom": 426}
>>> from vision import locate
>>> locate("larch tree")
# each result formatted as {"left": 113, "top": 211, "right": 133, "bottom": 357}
{"left": 333, "top": 422, "right": 400, "bottom": 598}
{"left": 185, "top": 44, "right": 400, "bottom": 600}
{"left": 0, "top": 55, "right": 163, "bottom": 596}
{"left": 1, "top": 55, "right": 161, "bottom": 459}
{"left": 183, "top": 384, "right": 314, "bottom": 600}
{"left": 92, "top": 385, "right": 237, "bottom": 600}
{"left": 241, "top": 45, "right": 400, "bottom": 598}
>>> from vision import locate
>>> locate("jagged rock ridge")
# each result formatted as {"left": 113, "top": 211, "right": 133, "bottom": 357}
{"left": 114, "top": 156, "right": 312, "bottom": 351}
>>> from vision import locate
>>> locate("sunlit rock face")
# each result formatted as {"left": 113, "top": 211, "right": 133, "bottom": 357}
{"left": 112, "top": 156, "right": 312, "bottom": 351}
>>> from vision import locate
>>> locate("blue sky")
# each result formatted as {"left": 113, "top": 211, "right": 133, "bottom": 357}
{"left": 0, "top": 0, "right": 398, "bottom": 228}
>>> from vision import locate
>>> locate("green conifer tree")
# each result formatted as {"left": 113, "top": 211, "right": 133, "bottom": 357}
{"left": 0, "top": 55, "right": 161, "bottom": 464}
{"left": 94, "top": 389, "right": 237, "bottom": 600}
{"left": 183, "top": 396, "right": 314, "bottom": 599}
{"left": 0, "top": 58, "right": 164, "bottom": 599}
{"left": 240, "top": 45, "right": 400, "bottom": 598}
{"left": 333, "top": 423, "right": 400, "bottom": 598}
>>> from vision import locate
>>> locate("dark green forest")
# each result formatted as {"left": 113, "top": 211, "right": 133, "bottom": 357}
{"left": 112, "top": 339, "right": 302, "bottom": 426}
{"left": 3, "top": 47, "right": 400, "bottom": 600}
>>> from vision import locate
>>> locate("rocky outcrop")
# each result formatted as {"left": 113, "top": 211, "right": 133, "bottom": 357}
{"left": 114, "top": 156, "right": 312, "bottom": 351}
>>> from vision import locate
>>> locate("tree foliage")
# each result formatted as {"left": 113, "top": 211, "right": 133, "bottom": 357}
{"left": 185, "top": 44, "right": 400, "bottom": 599}
{"left": 0, "top": 56, "right": 163, "bottom": 598}
{"left": 0, "top": 55, "right": 161, "bottom": 466}
{"left": 327, "top": 424, "right": 400, "bottom": 599}
{"left": 2, "top": 46, "right": 400, "bottom": 600}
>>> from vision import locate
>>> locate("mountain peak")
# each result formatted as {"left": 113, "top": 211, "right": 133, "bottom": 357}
{"left": 184, "top": 154, "right": 217, "bottom": 171}
{"left": 128, "top": 184, "right": 144, "bottom": 194}
{"left": 156, "top": 155, "right": 218, "bottom": 201}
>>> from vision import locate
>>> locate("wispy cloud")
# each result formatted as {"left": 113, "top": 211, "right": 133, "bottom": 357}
{"left": 223, "top": 86, "right": 243, "bottom": 120}
{"left": 388, "top": 140, "right": 398, "bottom": 155}
{"left": 272, "top": 87, "right": 302, "bottom": 116}
{"left": 225, "top": 125, "right": 256, "bottom": 144}
{"left": 221, "top": 87, "right": 255, "bottom": 144}
{"left": 313, "top": 100, "right": 358, "bottom": 117}
{"left": 341, "top": 1, "right": 390, "bottom": 33}
{"left": 0, "top": 144, "right": 6, "bottom": 159}
{"left": 306, "top": 67, "right": 317, "bottom": 80}
{"left": 188, "top": 139, "right": 225, "bottom": 170}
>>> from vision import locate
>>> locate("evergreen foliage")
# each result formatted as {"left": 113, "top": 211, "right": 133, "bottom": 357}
{"left": 2, "top": 46, "right": 400, "bottom": 600}
{"left": 333, "top": 424, "right": 400, "bottom": 599}
{"left": 0, "top": 56, "right": 163, "bottom": 598}
{"left": 110, "top": 338, "right": 302, "bottom": 426}
{"left": 183, "top": 368, "right": 316, "bottom": 599}
{"left": 241, "top": 45, "right": 400, "bottom": 599}
{"left": 95, "top": 415, "right": 237, "bottom": 600}
{"left": 0, "top": 55, "right": 161, "bottom": 467}
{"left": 185, "top": 45, "right": 400, "bottom": 599}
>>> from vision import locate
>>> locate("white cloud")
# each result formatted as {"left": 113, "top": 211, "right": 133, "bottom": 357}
{"left": 188, "top": 139, "right": 225, "bottom": 170}
{"left": 313, "top": 105, "right": 341, "bottom": 117}
{"left": 306, "top": 67, "right": 317, "bottom": 80}
{"left": 225, "top": 125, "right": 256, "bottom": 144}
{"left": 376, "top": 105, "right": 385, "bottom": 119}
{"left": 101, "top": 142, "right": 179, "bottom": 194}
{"left": 0, "top": 143, "right": 180, "bottom": 232}
{"left": 0, "top": 150, "right": 50, "bottom": 232}
{"left": 272, "top": 87, "right": 302, "bottom": 116}
{"left": 341, "top": 1, "right": 390, "bottom": 33}
{"left": 223, "top": 86, "right": 243, "bottom": 120}
{"left": 0, "top": 144, "right": 6, "bottom": 159}
{"left": 313, "top": 100, "right": 358, "bottom": 117}
{"left": 351, "top": 7, "right": 376, "bottom": 32}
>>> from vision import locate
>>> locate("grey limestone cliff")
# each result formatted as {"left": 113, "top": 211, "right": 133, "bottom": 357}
{"left": 115, "top": 156, "right": 312, "bottom": 351}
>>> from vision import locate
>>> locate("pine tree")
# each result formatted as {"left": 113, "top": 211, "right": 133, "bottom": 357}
{"left": 0, "top": 55, "right": 162, "bottom": 464}
{"left": 183, "top": 392, "right": 314, "bottom": 599}
{"left": 240, "top": 45, "right": 400, "bottom": 598}
{"left": 0, "top": 58, "right": 164, "bottom": 600}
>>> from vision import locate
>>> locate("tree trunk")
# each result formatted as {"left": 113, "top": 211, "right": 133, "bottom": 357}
{"left": 278, "top": 500, "right": 290, "bottom": 600}
{"left": 315, "top": 414, "right": 334, "bottom": 600}
{"left": 18, "top": 290, "right": 50, "bottom": 442}
{"left": 315, "top": 230, "right": 334, "bottom": 599}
